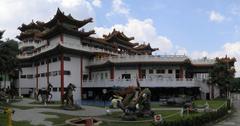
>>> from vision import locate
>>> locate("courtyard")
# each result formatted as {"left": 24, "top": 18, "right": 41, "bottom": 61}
{"left": 0, "top": 97, "right": 229, "bottom": 126}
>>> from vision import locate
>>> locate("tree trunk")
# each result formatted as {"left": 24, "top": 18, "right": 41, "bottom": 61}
{"left": 4, "top": 74, "right": 6, "bottom": 89}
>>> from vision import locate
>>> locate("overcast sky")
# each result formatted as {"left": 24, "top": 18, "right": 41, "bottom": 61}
{"left": 0, "top": 0, "right": 240, "bottom": 76}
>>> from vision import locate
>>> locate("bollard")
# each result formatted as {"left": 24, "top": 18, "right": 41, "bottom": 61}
{"left": 4, "top": 107, "right": 13, "bottom": 126}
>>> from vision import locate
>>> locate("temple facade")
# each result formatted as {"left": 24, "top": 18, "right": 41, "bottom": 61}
{"left": 17, "top": 9, "right": 229, "bottom": 102}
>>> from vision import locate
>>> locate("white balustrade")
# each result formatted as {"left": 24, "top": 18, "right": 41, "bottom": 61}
{"left": 83, "top": 78, "right": 204, "bottom": 88}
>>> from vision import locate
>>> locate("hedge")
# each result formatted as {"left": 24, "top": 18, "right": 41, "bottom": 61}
{"left": 155, "top": 101, "right": 229, "bottom": 126}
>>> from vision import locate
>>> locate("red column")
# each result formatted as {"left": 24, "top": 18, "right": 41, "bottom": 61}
{"left": 60, "top": 34, "right": 64, "bottom": 43}
{"left": 110, "top": 65, "right": 115, "bottom": 80}
{"left": 179, "top": 66, "right": 184, "bottom": 79}
{"left": 60, "top": 54, "right": 64, "bottom": 103}
{"left": 80, "top": 56, "right": 83, "bottom": 99}
{"left": 138, "top": 64, "right": 142, "bottom": 79}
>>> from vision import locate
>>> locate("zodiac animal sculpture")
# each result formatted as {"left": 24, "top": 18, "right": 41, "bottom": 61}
{"left": 62, "top": 83, "right": 76, "bottom": 108}
{"left": 36, "top": 83, "right": 53, "bottom": 103}
{"left": 111, "top": 79, "right": 154, "bottom": 121}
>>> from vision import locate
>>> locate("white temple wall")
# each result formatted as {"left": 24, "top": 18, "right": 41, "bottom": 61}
{"left": 49, "top": 35, "right": 61, "bottom": 46}
{"left": 63, "top": 34, "right": 81, "bottom": 46}
{"left": 115, "top": 67, "right": 138, "bottom": 80}
{"left": 19, "top": 66, "right": 35, "bottom": 88}
{"left": 38, "top": 62, "right": 47, "bottom": 89}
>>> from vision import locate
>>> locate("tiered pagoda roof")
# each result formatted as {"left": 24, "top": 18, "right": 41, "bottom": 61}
{"left": 17, "top": 8, "right": 95, "bottom": 40}
{"left": 17, "top": 21, "right": 45, "bottom": 40}
{"left": 44, "top": 8, "right": 93, "bottom": 29}
{"left": 103, "top": 29, "right": 138, "bottom": 47}
{"left": 135, "top": 43, "right": 158, "bottom": 53}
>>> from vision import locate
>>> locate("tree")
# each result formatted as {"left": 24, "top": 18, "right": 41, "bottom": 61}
{"left": 208, "top": 56, "right": 236, "bottom": 99}
{"left": 0, "top": 32, "right": 19, "bottom": 89}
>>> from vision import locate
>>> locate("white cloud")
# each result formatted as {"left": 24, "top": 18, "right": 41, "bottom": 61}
{"left": 187, "top": 42, "right": 240, "bottom": 77}
{"left": 0, "top": 0, "right": 95, "bottom": 39}
{"left": 106, "top": 0, "right": 129, "bottom": 17}
{"left": 94, "top": 18, "right": 172, "bottom": 52}
{"left": 209, "top": 10, "right": 225, "bottom": 23}
{"left": 92, "top": 0, "right": 101, "bottom": 7}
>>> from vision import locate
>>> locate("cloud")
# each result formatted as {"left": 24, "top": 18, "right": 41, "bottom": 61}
{"left": 94, "top": 18, "right": 172, "bottom": 52}
{"left": 0, "top": 0, "right": 95, "bottom": 39}
{"left": 209, "top": 10, "right": 225, "bottom": 23}
{"left": 106, "top": 0, "right": 130, "bottom": 17}
{"left": 187, "top": 42, "right": 240, "bottom": 77}
{"left": 92, "top": 0, "right": 101, "bottom": 7}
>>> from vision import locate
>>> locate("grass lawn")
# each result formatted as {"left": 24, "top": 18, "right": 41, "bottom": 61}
{"left": 193, "top": 99, "right": 226, "bottom": 109}
{"left": 99, "top": 110, "right": 179, "bottom": 126}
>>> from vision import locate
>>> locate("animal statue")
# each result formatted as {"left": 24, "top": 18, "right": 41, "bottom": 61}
{"left": 36, "top": 83, "right": 53, "bottom": 103}
{"left": 111, "top": 79, "right": 153, "bottom": 120}
{"left": 6, "top": 84, "right": 18, "bottom": 99}
{"left": 62, "top": 83, "right": 76, "bottom": 107}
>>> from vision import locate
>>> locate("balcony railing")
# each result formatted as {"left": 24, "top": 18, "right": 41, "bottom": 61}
{"left": 88, "top": 55, "right": 188, "bottom": 66}
{"left": 83, "top": 78, "right": 202, "bottom": 88}
{"left": 18, "top": 41, "right": 119, "bottom": 59}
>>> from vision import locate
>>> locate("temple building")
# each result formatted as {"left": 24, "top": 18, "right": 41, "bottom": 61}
{"left": 17, "top": 9, "right": 234, "bottom": 103}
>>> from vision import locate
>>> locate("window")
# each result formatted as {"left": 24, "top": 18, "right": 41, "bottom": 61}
{"left": 83, "top": 74, "right": 88, "bottom": 80}
{"left": 27, "top": 75, "right": 33, "bottom": 79}
{"left": 156, "top": 69, "right": 165, "bottom": 74}
{"left": 64, "top": 71, "right": 71, "bottom": 75}
{"left": 101, "top": 73, "right": 104, "bottom": 80}
{"left": 105, "top": 73, "right": 108, "bottom": 79}
{"left": 52, "top": 71, "right": 58, "bottom": 76}
{"left": 63, "top": 56, "right": 71, "bottom": 61}
{"left": 52, "top": 57, "right": 58, "bottom": 62}
{"left": 20, "top": 75, "right": 26, "bottom": 78}
{"left": 53, "top": 88, "right": 58, "bottom": 92}
{"left": 122, "top": 74, "right": 131, "bottom": 79}
{"left": 149, "top": 69, "right": 154, "bottom": 74}
{"left": 168, "top": 69, "right": 173, "bottom": 74}
{"left": 40, "top": 73, "right": 45, "bottom": 77}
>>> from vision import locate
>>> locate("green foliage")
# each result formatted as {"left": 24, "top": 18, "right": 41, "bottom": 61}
{"left": 208, "top": 57, "right": 236, "bottom": 97}
{"left": 0, "top": 38, "right": 20, "bottom": 82}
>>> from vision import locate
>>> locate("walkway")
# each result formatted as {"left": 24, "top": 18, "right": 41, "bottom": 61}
{"left": 11, "top": 99, "right": 108, "bottom": 126}
{"left": 212, "top": 93, "right": 240, "bottom": 126}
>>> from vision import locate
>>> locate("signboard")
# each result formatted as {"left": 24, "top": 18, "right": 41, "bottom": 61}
{"left": 154, "top": 114, "right": 162, "bottom": 123}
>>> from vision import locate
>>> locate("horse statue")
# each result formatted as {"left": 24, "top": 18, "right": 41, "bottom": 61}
{"left": 6, "top": 85, "right": 18, "bottom": 99}
{"left": 62, "top": 83, "right": 76, "bottom": 107}
{"left": 111, "top": 79, "right": 154, "bottom": 120}
{"left": 36, "top": 83, "right": 53, "bottom": 103}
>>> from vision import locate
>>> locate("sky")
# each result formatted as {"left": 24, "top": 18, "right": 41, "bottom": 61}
{"left": 0, "top": 0, "right": 240, "bottom": 76}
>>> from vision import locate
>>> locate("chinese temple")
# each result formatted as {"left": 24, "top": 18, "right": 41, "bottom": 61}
{"left": 17, "top": 9, "right": 234, "bottom": 102}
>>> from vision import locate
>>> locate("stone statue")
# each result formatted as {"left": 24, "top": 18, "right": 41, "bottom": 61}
{"left": 111, "top": 79, "right": 154, "bottom": 120}
{"left": 36, "top": 83, "right": 53, "bottom": 103}
{"left": 62, "top": 83, "right": 76, "bottom": 108}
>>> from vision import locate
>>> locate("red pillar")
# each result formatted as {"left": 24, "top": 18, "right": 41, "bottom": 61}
{"left": 60, "top": 54, "right": 64, "bottom": 103}
{"left": 138, "top": 64, "right": 142, "bottom": 79}
{"left": 110, "top": 65, "right": 115, "bottom": 80}
{"left": 80, "top": 56, "right": 83, "bottom": 99}
{"left": 179, "top": 66, "right": 184, "bottom": 79}
{"left": 60, "top": 34, "right": 64, "bottom": 43}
